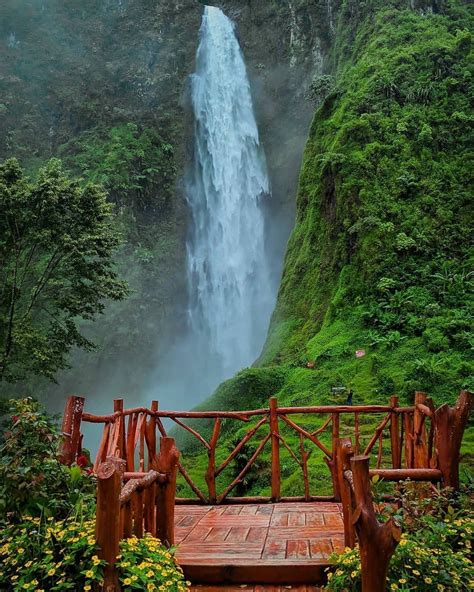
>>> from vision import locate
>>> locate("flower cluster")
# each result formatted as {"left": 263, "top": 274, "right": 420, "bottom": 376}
{"left": 117, "top": 534, "right": 190, "bottom": 591}
{"left": 0, "top": 516, "right": 105, "bottom": 591}
{"left": 325, "top": 510, "right": 473, "bottom": 591}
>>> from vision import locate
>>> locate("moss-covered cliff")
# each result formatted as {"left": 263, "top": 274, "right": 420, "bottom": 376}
{"left": 174, "top": 0, "right": 473, "bottom": 498}
{"left": 201, "top": 0, "right": 473, "bottom": 411}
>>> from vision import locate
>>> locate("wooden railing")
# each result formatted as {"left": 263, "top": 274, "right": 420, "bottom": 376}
{"left": 94, "top": 437, "right": 179, "bottom": 590}
{"left": 335, "top": 389, "right": 473, "bottom": 592}
{"left": 59, "top": 390, "right": 472, "bottom": 505}
{"left": 58, "top": 390, "right": 471, "bottom": 592}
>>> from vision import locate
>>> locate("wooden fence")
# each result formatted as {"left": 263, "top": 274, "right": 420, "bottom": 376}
{"left": 60, "top": 390, "right": 472, "bottom": 504}
{"left": 336, "top": 389, "right": 472, "bottom": 592}
{"left": 59, "top": 389, "right": 472, "bottom": 592}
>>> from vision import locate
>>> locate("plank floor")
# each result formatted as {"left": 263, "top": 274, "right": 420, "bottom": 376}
{"left": 175, "top": 503, "right": 343, "bottom": 585}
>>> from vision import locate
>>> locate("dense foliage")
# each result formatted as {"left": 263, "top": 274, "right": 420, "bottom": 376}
{"left": 0, "top": 159, "right": 127, "bottom": 382}
{"left": 59, "top": 123, "right": 176, "bottom": 225}
{"left": 325, "top": 482, "right": 474, "bottom": 591}
{"left": 265, "top": 0, "right": 473, "bottom": 401}
{"left": 177, "top": 0, "right": 473, "bottom": 499}
{"left": 0, "top": 399, "right": 188, "bottom": 591}
{"left": 0, "top": 398, "right": 94, "bottom": 521}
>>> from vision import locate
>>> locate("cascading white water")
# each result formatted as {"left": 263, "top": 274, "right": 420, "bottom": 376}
{"left": 186, "top": 6, "right": 274, "bottom": 383}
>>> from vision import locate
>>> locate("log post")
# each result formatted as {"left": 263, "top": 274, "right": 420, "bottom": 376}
{"left": 351, "top": 455, "right": 401, "bottom": 592}
{"left": 155, "top": 437, "right": 179, "bottom": 546}
{"left": 59, "top": 396, "right": 85, "bottom": 465}
{"left": 413, "top": 392, "right": 428, "bottom": 468}
{"left": 114, "top": 399, "right": 126, "bottom": 460}
{"left": 133, "top": 489, "right": 144, "bottom": 538}
{"left": 205, "top": 418, "right": 221, "bottom": 504}
{"left": 390, "top": 396, "right": 401, "bottom": 469}
{"left": 96, "top": 457, "right": 125, "bottom": 591}
{"left": 269, "top": 397, "right": 281, "bottom": 502}
{"left": 336, "top": 438, "right": 356, "bottom": 548}
{"left": 403, "top": 413, "right": 414, "bottom": 468}
{"left": 434, "top": 390, "right": 473, "bottom": 489}
{"left": 331, "top": 413, "right": 341, "bottom": 501}
{"left": 146, "top": 400, "right": 159, "bottom": 469}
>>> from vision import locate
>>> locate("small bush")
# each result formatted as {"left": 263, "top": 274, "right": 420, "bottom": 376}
{"left": 117, "top": 535, "right": 189, "bottom": 592}
{"left": 325, "top": 486, "right": 474, "bottom": 591}
{"left": 0, "top": 398, "right": 95, "bottom": 521}
{"left": 0, "top": 516, "right": 105, "bottom": 591}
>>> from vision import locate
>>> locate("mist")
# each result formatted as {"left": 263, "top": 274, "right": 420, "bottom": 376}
{"left": 0, "top": 0, "right": 320, "bottom": 422}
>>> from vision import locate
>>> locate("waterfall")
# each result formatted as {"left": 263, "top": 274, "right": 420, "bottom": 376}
{"left": 186, "top": 6, "right": 274, "bottom": 384}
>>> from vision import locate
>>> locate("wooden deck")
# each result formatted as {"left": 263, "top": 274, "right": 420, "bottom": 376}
{"left": 175, "top": 502, "right": 343, "bottom": 585}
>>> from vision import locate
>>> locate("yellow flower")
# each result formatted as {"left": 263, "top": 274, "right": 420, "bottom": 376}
{"left": 351, "top": 571, "right": 358, "bottom": 578}
{"left": 147, "top": 570, "right": 155, "bottom": 577}
{"left": 18, "top": 548, "right": 24, "bottom": 555}
{"left": 412, "top": 570, "right": 420, "bottom": 576}
{"left": 425, "top": 578, "right": 433, "bottom": 584}
{"left": 48, "top": 568, "right": 56, "bottom": 576}
{"left": 84, "top": 587, "right": 91, "bottom": 592}
{"left": 25, "top": 560, "right": 33, "bottom": 567}
{"left": 390, "top": 585, "right": 398, "bottom": 591}
{"left": 132, "top": 575, "right": 138, "bottom": 581}
{"left": 399, "top": 579, "right": 407, "bottom": 584}
{"left": 85, "top": 570, "right": 94, "bottom": 578}
{"left": 124, "top": 579, "right": 132, "bottom": 585}
{"left": 23, "top": 584, "right": 30, "bottom": 590}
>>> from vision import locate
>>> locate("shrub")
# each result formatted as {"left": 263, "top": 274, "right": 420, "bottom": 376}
{"left": 0, "top": 398, "right": 95, "bottom": 521}
{"left": 325, "top": 486, "right": 474, "bottom": 591}
{"left": 117, "top": 534, "right": 189, "bottom": 592}
{"left": 0, "top": 515, "right": 105, "bottom": 591}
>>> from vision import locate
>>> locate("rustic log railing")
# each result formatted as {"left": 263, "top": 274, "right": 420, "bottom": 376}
{"left": 58, "top": 390, "right": 471, "bottom": 591}
{"left": 60, "top": 390, "right": 472, "bottom": 506}
{"left": 95, "top": 437, "right": 179, "bottom": 591}
{"left": 335, "top": 389, "right": 472, "bottom": 592}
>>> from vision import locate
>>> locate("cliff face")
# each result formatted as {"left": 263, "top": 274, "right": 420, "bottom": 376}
{"left": 198, "top": 0, "right": 473, "bottom": 415}
{"left": 0, "top": 0, "right": 204, "bottom": 398}
{"left": 0, "top": 1, "right": 332, "bottom": 400}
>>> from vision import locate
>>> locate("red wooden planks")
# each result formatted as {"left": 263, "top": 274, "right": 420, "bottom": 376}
{"left": 175, "top": 501, "right": 342, "bottom": 585}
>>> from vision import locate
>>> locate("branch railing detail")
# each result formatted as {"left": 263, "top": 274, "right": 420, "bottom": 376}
{"left": 60, "top": 390, "right": 472, "bottom": 506}
{"left": 95, "top": 437, "right": 179, "bottom": 591}
{"left": 335, "top": 389, "right": 472, "bottom": 592}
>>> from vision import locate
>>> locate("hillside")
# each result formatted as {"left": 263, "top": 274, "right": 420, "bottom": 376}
{"left": 178, "top": 0, "right": 473, "bottom": 496}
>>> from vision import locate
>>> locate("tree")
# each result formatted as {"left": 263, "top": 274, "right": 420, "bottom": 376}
{"left": 0, "top": 158, "right": 128, "bottom": 382}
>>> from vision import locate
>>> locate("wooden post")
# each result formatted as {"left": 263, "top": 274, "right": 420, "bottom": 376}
{"left": 351, "top": 455, "right": 401, "bottom": 592}
{"left": 133, "top": 490, "right": 144, "bottom": 538}
{"left": 390, "top": 396, "right": 401, "bottom": 469}
{"left": 337, "top": 438, "right": 356, "bottom": 548}
{"left": 413, "top": 392, "right": 428, "bottom": 468}
{"left": 96, "top": 457, "right": 125, "bottom": 591}
{"left": 331, "top": 413, "right": 341, "bottom": 501}
{"left": 59, "top": 396, "right": 85, "bottom": 465}
{"left": 434, "top": 390, "right": 473, "bottom": 489}
{"left": 205, "top": 418, "right": 221, "bottom": 504}
{"left": 146, "top": 401, "right": 159, "bottom": 469}
{"left": 114, "top": 399, "right": 126, "bottom": 460}
{"left": 155, "top": 437, "right": 179, "bottom": 547}
{"left": 403, "top": 413, "right": 414, "bottom": 468}
{"left": 270, "top": 397, "right": 281, "bottom": 502}
{"left": 144, "top": 485, "right": 156, "bottom": 535}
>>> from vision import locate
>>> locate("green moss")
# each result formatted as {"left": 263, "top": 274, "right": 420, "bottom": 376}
{"left": 183, "top": 1, "right": 473, "bottom": 497}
